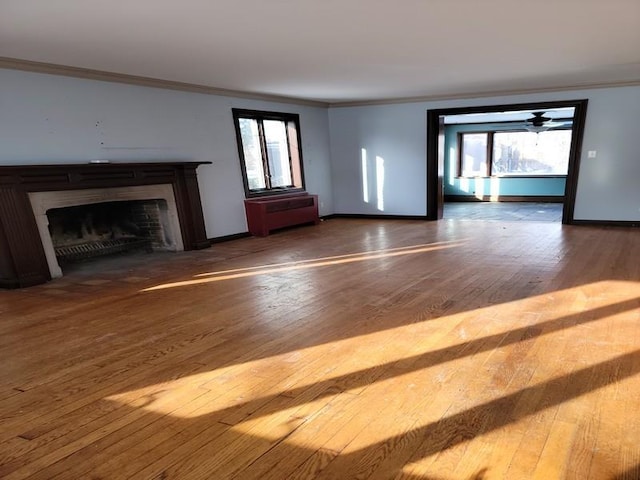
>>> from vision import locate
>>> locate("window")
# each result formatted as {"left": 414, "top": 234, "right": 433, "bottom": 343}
{"left": 458, "top": 129, "right": 572, "bottom": 177}
{"left": 492, "top": 130, "right": 571, "bottom": 175}
{"left": 232, "top": 109, "right": 305, "bottom": 197}
{"left": 460, "top": 133, "right": 489, "bottom": 177}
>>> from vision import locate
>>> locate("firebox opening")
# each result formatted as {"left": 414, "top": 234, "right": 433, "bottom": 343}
{"left": 46, "top": 199, "right": 173, "bottom": 266}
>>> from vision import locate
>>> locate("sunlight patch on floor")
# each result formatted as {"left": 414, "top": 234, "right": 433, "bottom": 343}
{"left": 141, "top": 241, "right": 467, "bottom": 291}
{"left": 99, "top": 278, "right": 640, "bottom": 477}
{"left": 108, "top": 281, "right": 638, "bottom": 422}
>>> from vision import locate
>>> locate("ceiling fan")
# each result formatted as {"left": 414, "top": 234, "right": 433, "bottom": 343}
{"left": 525, "top": 111, "right": 571, "bottom": 132}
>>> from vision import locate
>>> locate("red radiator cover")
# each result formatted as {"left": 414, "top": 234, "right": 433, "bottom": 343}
{"left": 244, "top": 193, "right": 320, "bottom": 236}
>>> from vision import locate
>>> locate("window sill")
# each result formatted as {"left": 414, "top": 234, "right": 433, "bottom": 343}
{"left": 246, "top": 187, "right": 306, "bottom": 199}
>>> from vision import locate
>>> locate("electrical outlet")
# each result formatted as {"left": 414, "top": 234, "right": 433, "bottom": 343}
{"left": 588, "top": 150, "right": 597, "bottom": 158}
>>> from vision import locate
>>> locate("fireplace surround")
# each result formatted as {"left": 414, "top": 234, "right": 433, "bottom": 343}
{"left": 31, "top": 185, "right": 184, "bottom": 278}
{"left": 0, "top": 162, "right": 210, "bottom": 288}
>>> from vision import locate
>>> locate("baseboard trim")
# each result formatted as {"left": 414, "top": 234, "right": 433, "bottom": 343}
{"left": 209, "top": 232, "right": 252, "bottom": 244}
{"left": 325, "top": 214, "right": 429, "bottom": 221}
{"left": 570, "top": 220, "right": 639, "bottom": 228}
{"left": 445, "top": 195, "right": 564, "bottom": 203}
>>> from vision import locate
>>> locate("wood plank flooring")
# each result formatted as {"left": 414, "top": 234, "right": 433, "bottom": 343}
{"left": 0, "top": 217, "right": 639, "bottom": 479}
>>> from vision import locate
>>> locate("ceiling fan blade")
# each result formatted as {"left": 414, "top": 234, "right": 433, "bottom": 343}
{"left": 526, "top": 111, "right": 552, "bottom": 125}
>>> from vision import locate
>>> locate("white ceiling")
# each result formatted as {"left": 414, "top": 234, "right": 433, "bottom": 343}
{"left": 1, "top": 0, "right": 639, "bottom": 104}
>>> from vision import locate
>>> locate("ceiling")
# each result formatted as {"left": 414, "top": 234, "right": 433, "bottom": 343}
{"left": 1, "top": 0, "right": 639, "bottom": 104}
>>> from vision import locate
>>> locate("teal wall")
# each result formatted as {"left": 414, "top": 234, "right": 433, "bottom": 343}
{"left": 444, "top": 122, "right": 567, "bottom": 198}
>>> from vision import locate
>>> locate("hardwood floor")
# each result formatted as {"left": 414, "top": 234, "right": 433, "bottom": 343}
{"left": 1, "top": 218, "right": 639, "bottom": 479}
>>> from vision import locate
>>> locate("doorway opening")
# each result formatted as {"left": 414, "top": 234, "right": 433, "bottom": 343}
{"left": 426, "top": 100, "right": 588, "bottom": 224}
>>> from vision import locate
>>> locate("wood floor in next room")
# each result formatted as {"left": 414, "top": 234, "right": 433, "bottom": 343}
{"left": 0, "top": 217, "right": 639, "bottom": 480}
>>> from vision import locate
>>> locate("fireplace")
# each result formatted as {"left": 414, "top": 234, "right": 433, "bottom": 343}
{"left": 0, "top": 162, "right": 210, "bottom": 288}
{"left": 29, "top": 184, "right": 185, "bottom": 278}
{"left": 48, "top": 201, "right": 163, "bottom": 264}
{"left": 48, "top": 200, "right": 169, "bottom": 256}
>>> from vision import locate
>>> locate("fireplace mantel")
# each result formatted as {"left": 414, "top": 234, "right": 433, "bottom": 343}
{"left": 0, "top": 161, "right": 211, "bottom": 288}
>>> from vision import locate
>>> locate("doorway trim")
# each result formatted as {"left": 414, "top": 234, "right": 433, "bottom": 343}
{"left": 426, "top": 99, "right": 589, "bottom": 224}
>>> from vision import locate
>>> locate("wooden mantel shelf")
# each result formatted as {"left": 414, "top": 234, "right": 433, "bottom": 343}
{"left": 0, "top": 161, "right": 211, "bottom": 289}
{"left": 0, "top": 161, "right": 211, "bottom": 190}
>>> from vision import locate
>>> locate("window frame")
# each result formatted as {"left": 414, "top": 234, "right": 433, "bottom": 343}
{"left": 457, "top": 127, "right": 572, "bottom": 178}
{"left": 232, "top": 108, "right": 306, "bottom": 198}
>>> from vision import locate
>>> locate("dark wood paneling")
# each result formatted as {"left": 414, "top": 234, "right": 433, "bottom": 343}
{"left": 426, "top": 110, "right": 444, "bottom": 220}
{"left": 0, "top": 187, "right": 50, "bottom": 288}
{"left": 0, "top": 162, "right": 211, "bottom": 288}
{"left": 562, "top": 100, "right": 588, "bottom": 224}
{"left": 0, "top": 219, "right": 15, "bottom": 284}
{"left": 0, "top": 163, "right": 186, "bottom": 192}
{"left": 173, "top": 164, "right": 211, "bottom": 249}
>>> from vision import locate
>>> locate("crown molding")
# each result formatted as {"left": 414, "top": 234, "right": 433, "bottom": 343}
{"left": 0, "top": 56, "right": 329, "bottom": 108}
{"left": 2, "top": 56, "right": 639, "bottom": 109}
{"left": 329, "top": 79, "right": 640, "bottom": 108}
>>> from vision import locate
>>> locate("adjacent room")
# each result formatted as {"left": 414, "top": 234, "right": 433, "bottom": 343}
{"left": 442, "top": 107, "right": 575, "bottom": 223}
{"left": 1, "top": 1, "right": 639, "bottom": 479}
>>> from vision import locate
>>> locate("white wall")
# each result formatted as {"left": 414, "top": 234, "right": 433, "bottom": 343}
{"left": 2, "top": 68, "right": 639, "bottom": 227}
{"left": 329, "top": 86, "right": 640, "bottom": 221}
{"left": 0, "top": 69, "right": 334, "bottom": 238}
{"left": 573, "top": 88, "right": 640, "bottom": 221}
{"left": 329, "top": 103, "right": 428, "bottom": 215}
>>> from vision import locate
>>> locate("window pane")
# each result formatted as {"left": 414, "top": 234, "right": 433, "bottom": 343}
{"left": 263, "top": 119, "right": 292, "bottom": 188}
{"left": 461, "top": 133, "right": 488, "bottom": 177}
{"left": 238, "top": 118, "right": 266, "bottom": 190}
{"left": 492, "top": 130, "right": 571, "bottom": 175}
